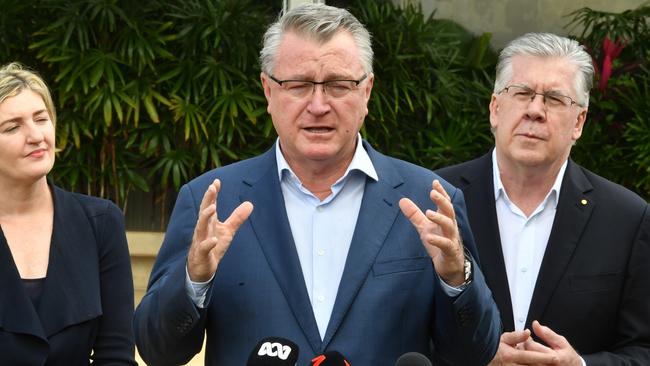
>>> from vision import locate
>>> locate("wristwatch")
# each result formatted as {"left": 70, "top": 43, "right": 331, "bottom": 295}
{"left": 462, "top": 254, "right": 472, "bottom": 284}
{"left": 457, "top": 249, "right": 473, "bottom": 290}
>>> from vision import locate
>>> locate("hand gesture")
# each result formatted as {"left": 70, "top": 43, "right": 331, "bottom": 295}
{"left": 488, "top": 330, "right": 558, "bottom": 366}
{"left": 519, "top": 321, "right": 583, "bottom": 366}
{"left": 399, "top": 180, "right": 465, "bottom": 286}
{"left": 187, "top": 179, "right": 254, "bottom": 282}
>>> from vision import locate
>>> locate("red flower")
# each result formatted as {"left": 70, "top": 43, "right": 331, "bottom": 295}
{"left": 599, "top": 36, "right": 626, "bottom": 92}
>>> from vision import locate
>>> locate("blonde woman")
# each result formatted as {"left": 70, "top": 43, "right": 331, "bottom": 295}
{"left": 0, "top": 63, "right": 136, "bottom": 365}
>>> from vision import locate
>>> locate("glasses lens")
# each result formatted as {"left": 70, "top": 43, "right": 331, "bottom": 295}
{"left": 282, "top": 81, "right": 314, "bottom": 98}
{"left": 279, "top": 78, "right": 361, "bottom": 98}
{"left": 507, "top": 86, "right": 535, "bottom": 101}
{"left": 544, "top": 93, "right": 572, "bottom": 107}
{"left": 324, "top": 81, "right": 357, "bottom": 98}
{"left": 505, "top": 86, "right": 574, "bottom": 109}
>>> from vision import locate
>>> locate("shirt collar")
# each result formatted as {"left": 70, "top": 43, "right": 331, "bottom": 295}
{"left": 492, "top": 149, "right": 567, "bottom": 209}
{"left": 275, "top": 134, "right": 379, "bottom": 184}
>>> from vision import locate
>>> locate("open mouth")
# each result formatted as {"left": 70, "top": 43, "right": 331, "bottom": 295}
{"left": 304, "top": 127, "right": 334, "bottom": 133}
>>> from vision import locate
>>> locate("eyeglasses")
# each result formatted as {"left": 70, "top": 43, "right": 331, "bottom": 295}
{"left": 268, "top": 73, "right": 368, "bottom": 99}
{"left": 499, "top": 85, "right": 584, "bottom": 110}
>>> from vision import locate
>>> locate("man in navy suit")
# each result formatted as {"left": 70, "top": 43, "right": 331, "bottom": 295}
{"left": 437, "top": 33, "right": 650, "bottom": 365}
{"left": 134, "top": 4, "right": 500, "bottom": 365}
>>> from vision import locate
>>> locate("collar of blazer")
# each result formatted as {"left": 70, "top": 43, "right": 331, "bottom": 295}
{"left": 0, "top": 183, "right": 102, "bottom": 340}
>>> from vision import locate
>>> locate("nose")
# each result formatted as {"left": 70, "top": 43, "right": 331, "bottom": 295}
{"left": 306, "top": 84, "right": 331, "bottom": 116}
{"left": 525, "top": 93, "right": 546, "bottom": 122}
{"left": 26, "top": 120, "right": 45, "bottom": 143}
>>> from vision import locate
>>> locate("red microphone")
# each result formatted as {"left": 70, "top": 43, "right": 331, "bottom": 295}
{"left": 309, "top": 350, "right": 350, "bottom": 366}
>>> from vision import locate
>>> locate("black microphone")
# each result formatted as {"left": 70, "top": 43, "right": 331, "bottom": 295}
{"left": 394, "top": 352, "right": 432, "bottom": 366}
{"left": 247, "top": 336, "right": 300, "bottom": 366}
{"left": 308, "top": 350, "right": 350, "bottom": 366}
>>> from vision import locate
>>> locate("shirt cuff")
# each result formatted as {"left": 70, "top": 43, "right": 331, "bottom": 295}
{"left": 184, "top": 265, "right": 214, "bottom": 308}
{"left": 438, "top": 277, "right": 464, "bottom": 297}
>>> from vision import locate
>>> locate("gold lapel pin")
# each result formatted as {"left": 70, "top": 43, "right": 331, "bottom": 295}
{"left": 580, "top": 199, "right": 588, "bottom": 205}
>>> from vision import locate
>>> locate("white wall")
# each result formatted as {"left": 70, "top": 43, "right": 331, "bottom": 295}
{"left": 397, "top": 0, "right": 647, "bottom": 48}
{"left": 286, "top": 0, "right": 325, "bottom": 11}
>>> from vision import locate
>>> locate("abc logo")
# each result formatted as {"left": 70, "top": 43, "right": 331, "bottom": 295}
{"left": 257, "top": 342, "right": 293, "bottom": 360}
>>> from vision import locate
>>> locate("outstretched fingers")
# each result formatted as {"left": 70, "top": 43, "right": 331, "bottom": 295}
{"left": 194, "top": 179, "right": 220, "bottom": 244}
{"left": 399, "top": 197, "right": 427, "bottom": 231}
{"left": 224, "top": 201, "right": 254, "bottom": 234}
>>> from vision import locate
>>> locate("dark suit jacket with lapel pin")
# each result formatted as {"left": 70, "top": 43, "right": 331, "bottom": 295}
{"left": 437, "top": 151, "right": 650, "bottom": 365}
{"left": 134, "top": 141, "right": 501, "bottom": 366}
{"left": 0, "top": 184, "right": 136, "bottom": 365}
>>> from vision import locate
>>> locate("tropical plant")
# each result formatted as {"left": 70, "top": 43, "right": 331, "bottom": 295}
{"left": 7, "top": 0, "right": 278, "bottom": 227}
{"left": 1, "top": 0, "right": 646, "bottom": 231}
{"left": 350, "top": 0, "right": 496, "bottom": 168}
{"left": 567, "top": 5, "right": 650, "bottom": 198}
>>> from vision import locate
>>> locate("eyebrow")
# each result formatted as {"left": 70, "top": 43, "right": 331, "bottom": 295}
{"left": 278, "top": 73, "right": 356, "bottom": 81}
{"left": 513, "top": 84, "right": 568, "bottom": 94}
{"left": 0, "top": 109, "right": 49, "bottom": 126}
{"left": 33, "top": 109, "right": 49, "bottom": 117}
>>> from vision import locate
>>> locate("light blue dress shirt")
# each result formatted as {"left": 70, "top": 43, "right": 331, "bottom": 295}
{"left": 276, "top": 134, "right": 378, "bottom": 339}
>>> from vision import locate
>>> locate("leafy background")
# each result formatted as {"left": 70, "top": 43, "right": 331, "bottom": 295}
{"left": 1, "top": 0, "right": 648, "bottom": 230}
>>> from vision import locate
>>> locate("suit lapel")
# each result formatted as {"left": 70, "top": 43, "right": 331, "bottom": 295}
{"left": 459, "top": 152, "right": 515, "bottom": 331}
{"left": 321, "top": 142, "right": 402, "bottom": 350}
{"left": 239, "top": 148, "right": 322, "bottom": 353}
{"left": 525, "top": 161, "right": 594, "bottom": 327}
{"left": 0, "top": 232, "right": 47, "bottom": 340}
{"left": 39, "top": 187, "right": 102, "bottom": 337}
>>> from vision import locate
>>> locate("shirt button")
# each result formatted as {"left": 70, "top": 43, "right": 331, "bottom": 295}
{"left": 518, "top": 317, "right": 525, "bottom": 323}
{"left": 317, "top": 295, "right": 325, "bottom": 303}
{"left": 521, "top": 267, "right": 528, "bottom": 273}
{"left": 317, "top": 249, "right": 325, "bottom": 256}
{"left": 316, "top": 206, "right": 324, "bottom": 212}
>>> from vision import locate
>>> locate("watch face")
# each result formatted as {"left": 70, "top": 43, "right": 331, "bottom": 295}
{"left": 464, "top": 258, "right": 472, "bottom": 282}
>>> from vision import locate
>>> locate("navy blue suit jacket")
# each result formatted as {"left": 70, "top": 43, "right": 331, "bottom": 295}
{"left": 437, "top": 152, "right": 650, "bottom": 365}
{"left": 135, "top": 142, "right": 500, "bottom": 365}
{"left": 0, "top": 184, "right": 136, "bottom": 365}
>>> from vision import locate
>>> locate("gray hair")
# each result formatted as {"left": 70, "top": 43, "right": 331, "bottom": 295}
{"left": 0, "top": 62, "right": 56, "bottom": 125}
{"left": 259, "top": 4, "right": 373, "bottom": 75}
{"left": 494, "top": 33, "right": 594, "bottom": 107}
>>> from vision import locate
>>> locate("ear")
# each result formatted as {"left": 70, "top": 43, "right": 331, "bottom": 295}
{"left": 261, "top": 72, "right": 273, "bottom": 114}
{"left": 572, "top": 107, "right": 588, "bottom": 141}
{"left": 489, "top": 94, "right": 500, "bottom": 130}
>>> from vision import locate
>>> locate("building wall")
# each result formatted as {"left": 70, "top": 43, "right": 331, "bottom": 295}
{"left": 398, "top": 0, "right": 647, "bottom": 48}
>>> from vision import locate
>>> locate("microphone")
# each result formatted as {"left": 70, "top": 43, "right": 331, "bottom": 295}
{"left": 309, "top": 350, "right": 351, "bottom": 366}
{"left": 247, "top": 336, "right": 300, "bottom": 366}
{"left": 394, "top": 352, "right": 432, "bottom": 366}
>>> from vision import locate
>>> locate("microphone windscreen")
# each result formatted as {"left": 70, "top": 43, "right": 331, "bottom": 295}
{"left": 394, "top": 352, "right": 432, "bottom": 366}
{"left": 247, "top": 336, "right": 300, "bottom": 366}
{"left": 309, "top": 350, "right": 351, "bottom": 366}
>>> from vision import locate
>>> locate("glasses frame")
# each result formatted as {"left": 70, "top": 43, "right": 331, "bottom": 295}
{"left": 267, "top": 73, "right": 368, "bottom": 98}
{"left": 499, "top": 84, "right": 585, "bottom": 109}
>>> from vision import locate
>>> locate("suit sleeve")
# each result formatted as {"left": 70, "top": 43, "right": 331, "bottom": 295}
{"left": 91, "top": 202, "right": 137, "bottom": 365}
{"left": 582, "top": 205, "right": 650, "bottom": 366}
{"left": 133, "top": 184, "right": 209, "bottom": 365}
{"left": 431, "top": 187, "right": 501, "bottom": 366}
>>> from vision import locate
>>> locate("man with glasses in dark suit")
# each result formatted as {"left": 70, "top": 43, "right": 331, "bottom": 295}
{"left": 437, "top": 32, "right": 650, "bottom": 366}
